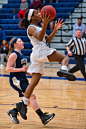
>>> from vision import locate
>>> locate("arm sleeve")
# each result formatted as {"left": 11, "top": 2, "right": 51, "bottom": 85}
{"left": 25, "top": 2, "right": 28, "bottom": 9}
{"left": 66, "top": 38, "right": 74, "bottom": 47}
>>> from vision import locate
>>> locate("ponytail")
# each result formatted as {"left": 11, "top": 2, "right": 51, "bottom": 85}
{"left": 19, "top": 9, "right": 34, "bottom": 30}
{"left": 6, "top": 37, "right": 16, "bottom": 60}
{"left": 19, "top": 9, "right": 30, "bottom": 30}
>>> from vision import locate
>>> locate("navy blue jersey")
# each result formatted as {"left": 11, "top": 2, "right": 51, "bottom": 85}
{"left": 9, "top": 50, "right": 29, "bottom": 97}
{"left": 10, "top": 50, "right": 27, "bottom": 79}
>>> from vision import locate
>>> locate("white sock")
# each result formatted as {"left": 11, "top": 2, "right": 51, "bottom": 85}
{"left": 23, "top": 97, "right": 29, "bottom": 105}
{"left": 61, "top": 65, "right": 67, "bottom": 71}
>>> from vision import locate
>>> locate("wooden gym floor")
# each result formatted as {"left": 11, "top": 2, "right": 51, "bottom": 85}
{"left": 0, "top": 66, "right": 86, "bottom": 129}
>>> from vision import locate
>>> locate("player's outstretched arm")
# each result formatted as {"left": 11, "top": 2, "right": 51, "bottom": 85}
{"left": 46, "top": 18, "right": 64, "bottom": 43}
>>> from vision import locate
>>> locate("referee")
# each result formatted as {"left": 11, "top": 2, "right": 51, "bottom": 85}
{"left": 66, "top": 29, "right": 86, "bottom": 81}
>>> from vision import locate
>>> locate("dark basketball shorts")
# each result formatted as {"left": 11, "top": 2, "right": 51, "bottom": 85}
{"left": 9, "top": 77, "right": 29, "bottom": 97}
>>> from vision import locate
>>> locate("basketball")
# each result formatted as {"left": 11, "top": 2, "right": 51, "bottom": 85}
{"left": 41, "top": 5, "right": 56, "bottom": 21}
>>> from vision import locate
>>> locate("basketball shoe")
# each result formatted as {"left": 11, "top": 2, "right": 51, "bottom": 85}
{"left": 16, "top": 101, "right": 27, "bottom": 120}
{"left": 7, "top": 109, "right": 19, "bottom": 124}
{"left": 40, "top": 112, "right": 55, "bottom": 125}
{"left": 57, "top": 70, "right": 76, "bottom": 81}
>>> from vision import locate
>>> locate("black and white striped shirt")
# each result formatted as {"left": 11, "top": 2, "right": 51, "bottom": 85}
{"left": 66, "top": 37, "right": 86, "bottom": 55}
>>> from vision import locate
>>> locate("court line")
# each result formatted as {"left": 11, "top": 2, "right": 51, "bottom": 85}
{"left": 0, "top": 103, "right": 86, "bottom": 111}
{"left": 0, "top": 87, "right": 86, "bottom": 99}
{"left": 0, "top": 93, "right": 18, "bottom": 98}
{"left": 0, "top": 74, "right": 85, "bottom": 81}
{"left": 0, "top": 74, "right": 85, "bottom": 111}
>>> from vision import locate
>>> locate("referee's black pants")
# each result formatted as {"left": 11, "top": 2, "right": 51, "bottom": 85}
{"left": 68, "top": 55, "right": 86, "bottom": 81}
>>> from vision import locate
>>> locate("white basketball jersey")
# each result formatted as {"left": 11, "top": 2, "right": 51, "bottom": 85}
{"left": 27, "top": 24, "right": 46, "bottom": 47}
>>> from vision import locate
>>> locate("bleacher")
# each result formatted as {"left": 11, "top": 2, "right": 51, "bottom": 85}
{"left": 0, "top": 0, "right": 85, "bottom": 64}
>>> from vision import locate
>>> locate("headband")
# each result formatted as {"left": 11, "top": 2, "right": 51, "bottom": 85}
{"left": 11, "top": 37, "right": 18, "bottom": 48}
{"left": 27, "top": 9, "right": 34, "bottom": 21}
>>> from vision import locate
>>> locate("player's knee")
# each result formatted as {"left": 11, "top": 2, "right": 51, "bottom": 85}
{"left": 64, "top": 55, "right": 70, "bottom": 61}
{"left": 30, "top": 93, "right": 36, "bottom": 100}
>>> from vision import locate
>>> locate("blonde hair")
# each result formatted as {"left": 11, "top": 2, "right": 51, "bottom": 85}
{"left": 6, "top": 37, "right": 16, "bottom": 60}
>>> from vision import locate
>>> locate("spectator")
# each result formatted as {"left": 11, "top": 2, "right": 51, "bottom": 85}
{"left": 0, "top": 40, "right": 9, "bottom": 67}
{"left": 73, "top": 18, "right": 86, "bottom": 38}
{"left": 18, "top": 0, "right": 28, "bottom": 19}
{"left": 66, "top": 29, "right": 86, "bottom": 81}
{"left": 30, "top": 0, "right": 43, "bottom": 10}
{"left": 0, "top": 26, "right": 6, "bottom": 47}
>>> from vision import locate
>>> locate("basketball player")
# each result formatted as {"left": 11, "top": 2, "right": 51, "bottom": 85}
{"left": 6, "top": 37, "right": 55, "bottom": 125}
{"left": 16, "top": 9, "right": 76, "bottom": 120}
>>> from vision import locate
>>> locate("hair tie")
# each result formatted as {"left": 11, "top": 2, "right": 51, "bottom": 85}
{"left": 11, "top": 37, "right": 18, "bottom": 48}
{"left": 27, "top": 9, "right": 34, "bottom": 21}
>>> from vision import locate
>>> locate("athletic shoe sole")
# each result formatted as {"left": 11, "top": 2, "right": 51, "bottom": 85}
{"left": 7, "top": 111, "right": 19, "bottom": 124}
{"left": 44, "top": 113, "right": 55, "bottom": 125}
{"left": 57, "top": 71, "right": 76, "bottom": 81}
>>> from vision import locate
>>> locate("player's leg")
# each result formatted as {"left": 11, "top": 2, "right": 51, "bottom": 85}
{"left": 68, "top": 65, "right": 79, "bottom": 73}
{"left": 7, "top": 78, "right": 29, "bottom": 123}
{"left": 7, "top": 78, "right": 23, "bottom": 124}
{"left": 24, "top": 73, "right": 42, "bottom": 99}
{"left": 74, "top": 55, "right": 86, "bottom": 81}
{"left": 29, "top": 93, "right": 55, "bottom": 125}
{"left": 48, "top": 51, "right": 76, "bottom": 81}
{"left": 16, "top": 73, "right": 42, "bottom": 120}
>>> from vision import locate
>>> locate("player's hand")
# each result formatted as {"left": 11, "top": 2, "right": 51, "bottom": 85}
{"left": 41, "top": 13, "right": 52, "bottom": 24}
{"left": 54, "top": 18, "right": 64, "bottom": 31}
{"left": 21, "top": 66, "right": 28, "bottom": 72}
{"left": 68, "top": 51, "right": 73, "bottom": 56}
